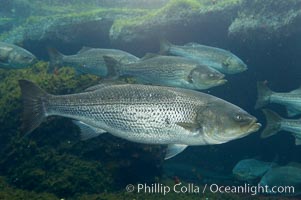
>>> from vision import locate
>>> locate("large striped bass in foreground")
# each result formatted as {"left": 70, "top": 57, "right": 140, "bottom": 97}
{"left": 19, "top": 80, "right": 261, "bottom": 159}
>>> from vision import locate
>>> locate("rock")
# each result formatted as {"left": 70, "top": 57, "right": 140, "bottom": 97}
{"left": 109, "top": 0, "right": 241, "bottom": 44}
{"left": 1, "top": 0, "right": 300, "bottom": 49}
{"left": 0, "top": 8, "right": 146, "bottom": 44}
{"left": 228, "top": 0, "right": 301, "bottom": 40}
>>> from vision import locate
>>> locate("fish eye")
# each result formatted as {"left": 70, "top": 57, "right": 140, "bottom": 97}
{"left": 209, "top": 73, "right": 214, "bottom": 77}
{"left": 188, "top": 74, "right": 194, "bottom": 83}
{"left": 234, "top": 114, "right": 242, "bottom": 121}
{"left": 222, "top": 61, "right": 229, "bottom": 68}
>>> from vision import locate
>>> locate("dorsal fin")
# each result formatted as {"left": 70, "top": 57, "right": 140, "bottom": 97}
{"left": 84, "top": 80, "right": 126, "bottom": 92}
{"left": 184, "top": 42, "right": 200, "bottom": 47}
{"left": 141, "top": 53, "right": 160, "bottom": 61}
{"left": 290, "top": 86, "right": 301, "bottom": 94}
{"left": 85, "top": 84, "right": 112, "bottom": 92}
{"left": 78, "top": 46, "right": 93, "bottom": 54}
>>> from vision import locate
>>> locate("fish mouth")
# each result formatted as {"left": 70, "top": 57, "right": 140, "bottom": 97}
{"left": 246, "top": 119, "right": 261, "bottom": 134}
{"left": 239, "top": 65, "right": 248, "bottom": 72}
{"left": 216, "top": 79, "right": 227, "bottom": 85}
{"left": 211, "top": 74, "right": 227, "bottom": 85}
{"left": 236, "top": 119, "right": 261, "bottom": 140}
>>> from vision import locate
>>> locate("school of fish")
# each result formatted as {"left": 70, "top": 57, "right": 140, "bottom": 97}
{"left": 0, "top": 39, "right": 264, "bottom": 160}
{"left": 2, "top": 37, "right": 300, "bottom": 196}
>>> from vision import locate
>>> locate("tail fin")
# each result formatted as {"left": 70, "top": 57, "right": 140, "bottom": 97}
{"left": 47, "top": 48, "right": 64, "bottom": 71}
{"left": 18, "top": 80, "right": 49, "bottom": 135}
{"left": 255, "top": 82, "right": 273, "bottom": 109}
{"left": 261, "top": 109, "right": 282, "bottom": 139}
{"left": 102, "top": 56, "right": 121, "bottom": 79}
{"left": 159, "top": 39, "right": 172, "bottom": 54}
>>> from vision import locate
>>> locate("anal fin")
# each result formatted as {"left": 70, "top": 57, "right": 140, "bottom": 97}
{"left": 72, "top": 120, "right": 106, "bottom": 141}
{"left": 165, "top": 144, "right": 188, "bottom": 160}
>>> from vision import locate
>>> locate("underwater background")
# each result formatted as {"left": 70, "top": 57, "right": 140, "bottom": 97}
{"left": 0, "top": 0, "right": 301, "bottom": 199}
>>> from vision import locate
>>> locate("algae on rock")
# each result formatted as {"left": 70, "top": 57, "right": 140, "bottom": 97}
{"left": 228, "top": 0, "right": 301, "bottom": 40}
{"left": 109, "top": 0, "right": 241, "bottom": 43}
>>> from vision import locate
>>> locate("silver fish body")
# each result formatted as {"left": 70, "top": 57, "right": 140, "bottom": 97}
{"left": 261, "top": 109, "right": 301, "bottom": 145}
{"left": 48, "top": 47, "right": 139, "bottom": 77}
{"left": 105, "top": 55, "right": 226, "bottom": 90}
{"left": 256, "top": 82, "right": 301, "bottom": 117}
{"left": 19, "top": 80, "right": 260, "bottom": 159}
{"left": 160, "top": 40, "right": 247, "bottom": 74}
{"left": 0, "top": 42, "right": 36, "bottom": 69}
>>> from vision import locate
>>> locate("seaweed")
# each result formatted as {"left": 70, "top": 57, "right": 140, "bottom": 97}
{"left": 0, "top": 4, "right": 147, "bottom": 43}
{"left": 109, "top": 0, "right": 241, "bottom": 43}
{"left": 0, "top": 176, "right": 59, "bottom": 200}
{"left": 0, "top": 61, "right": 165, "bottom": 198}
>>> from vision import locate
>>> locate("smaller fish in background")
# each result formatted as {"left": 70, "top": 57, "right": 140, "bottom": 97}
{"left": 103, "top": 54, "right": 227, "bottom": 90}
{"left": 232, "top": 158, "right": 277, "bottom": 182}
{"left": 47, "top": 47, "right": 139, "bottom": 78}
{"left": 259, "top": 163, "right": 301, "bottom": 196}
{"left": 159, "top": 39, "right": 247, "bottom": 74}
{"left": 261, "top": 109, "right": 301, "bottom": 145}
{"left": 0, "top": 42, "right": 37, "bottom": 69}
{"left": 255, "top": 82, "right": 301, "bottom": 117}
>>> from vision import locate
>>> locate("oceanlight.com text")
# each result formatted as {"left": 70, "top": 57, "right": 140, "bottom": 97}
{"left": 125, "top": 183, "right": 295, "bottom": 196}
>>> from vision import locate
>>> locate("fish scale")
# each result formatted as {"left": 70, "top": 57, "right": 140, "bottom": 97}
{"left": 272, "top": 94, "right": 301, "bottom": 106}
{"left": 44, "top": 85, "right": 200, "bottom": 144}
{"left": 110, "top": 55, "right": 227, "bottom": 90}
{"left": 160, "top": 40, "right": 247, "bottom": 74}
{"left": 19, "top": 80, "right": 260, "bottom": 159}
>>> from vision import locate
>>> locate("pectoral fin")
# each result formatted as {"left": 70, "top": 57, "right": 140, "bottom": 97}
{"left": 103, "top": 56, "right": 120, "bottom": 79}
{"left": 165, "top": 144, "right": 188, "bottom": 160}
{"left": 72, "top": 120, "right": 106, "bottom": 141}
{"left": 176, "top": 122, "right": 201, "bottom": 132}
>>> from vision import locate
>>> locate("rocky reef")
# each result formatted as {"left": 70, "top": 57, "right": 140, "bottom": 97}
{"left": 0, "top": 0, "right": 300, "bottom": 48}
{"left": 228, "top": 0, "right": 301, "bottom": 40}
{"left": 0, "top": 0, "right": 301, "bottom": 199}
